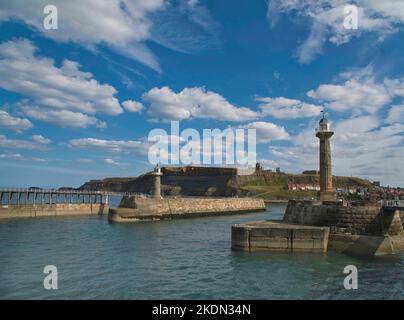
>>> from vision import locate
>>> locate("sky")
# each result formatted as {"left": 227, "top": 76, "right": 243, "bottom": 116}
{"left": 0, "top": 0, "right": 403, "bottom": 188}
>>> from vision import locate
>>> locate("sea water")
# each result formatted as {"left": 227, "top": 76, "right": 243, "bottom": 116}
{"left": 0, "top": 203, "right": 403, "bottom": 299}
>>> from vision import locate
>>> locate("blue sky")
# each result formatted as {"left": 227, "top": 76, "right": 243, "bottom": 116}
{"left": 0, "top": 0, "right": 403, "bottom": 188}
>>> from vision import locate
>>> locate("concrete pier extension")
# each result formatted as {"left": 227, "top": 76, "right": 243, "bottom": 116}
{"left": 232, "top": 221, "right": 330, "bottom": 252}
{"left": 0, "top": 203, "right": 109, "bottom": 219}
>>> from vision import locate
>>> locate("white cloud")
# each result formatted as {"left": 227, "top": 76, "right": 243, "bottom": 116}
{"left": 0, "top": 153, "right": 47, "bottom": 162}
{"left": 0, "top": 0, "right": 221, "bottom": 71}
{"left": 31, "top": 134, "right": 51, "bottom": 145}
{"left": 0, "top": 0, "right": 165, "bottom": 71}
{"left": 0, "top": 134, "right": 51, "bottom": 150}
{"left": 307, "top": 67, "right": 396, "bottom": 114}
{"left": 0, "top": 109, "right": 32, "bottom": 132}
{"left": 237, "top": 121, "right": 290, "bottom": 143}
{"left": 179, "top": 0, "right": 219, "bottom": 34}
{"left": 268, "top": 0, "right": 404, "bottom": 63}
{"left": 386, "top": 105, "right": 404, "bottom": 124}
{"left": 296, "top": 21, "right": 327, "bottom": 64}
{"left": 69, "top": 137, "right": 149, "bottom": 156}
{"left": 21, "top": 106, "right": 107, "bottom": 129}
{"left": 257, "top": 97, "right": 322, "bottom": 119}
{"left": 122, "top": 100, "right": 144, "bottom": 113}
{"left": 143, "top": 86, "right": 259, "bottom": 122}
{"left": 104, "top": 158, "right": 129, "bottom": 167}
{"left": 31, "top": 157, "right": 48, "bottom": 163}
{"left": 0, "top": 153, "right": 24, "bottom": 160}
{"left": 0, "top": 39, "right": 122, "bottom": 128}
{"left": 307, "top": 79, "right": 390, "bottom": 114}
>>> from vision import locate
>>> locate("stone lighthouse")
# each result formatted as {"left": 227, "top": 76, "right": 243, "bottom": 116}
{"left": 150, "top": 164, "right": 163, "bottom": 199}
{"left": 316, "top": 113, "right": 336, "bottom": 202}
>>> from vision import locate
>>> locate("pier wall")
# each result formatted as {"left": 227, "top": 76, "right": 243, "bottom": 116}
{"left": 283, "top": 200, "right": 404, "bottom": 237}
{"left": 232, "top": 221, "right": 330, "bottom": 252}
{"left": 110, "top": 197, "right": 266, "bottom": 222}
{"left": 279, "top": 200, "right": 404, "bottom": 255}
{"left": 0, "top": 203, "right": 109, "bottom": 219}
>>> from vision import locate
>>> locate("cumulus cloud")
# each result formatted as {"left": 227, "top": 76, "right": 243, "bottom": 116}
{"left": 0, "top": 134, "right": 51, "bottom": 150}
{"left": 21, "top": 106, "right": 107, "bottom": 129}
{"left": 0, "top": 0, "right": 165, "bottom": 71}
{"left": 104, "top": 158, "right": 129, "bottom": 167}
{"left": 69, "top": 137, "right": 149, "bottom": 156}
{"left": 0, "top": 39, "right": 122, "bottom": 128}
{"left": 31, "top": 134, "right": 51, "bottom": 145}
{"left": 268, "top": 0, "right": 404, "bottom": 63}
{"left": 0, "top": 0, "right": 221, "bottom": 71}
{"left": 307, "top": 67, "right": 399, "bottom": 115}
{"left": 122, "top": 100, "right": 144, "bottom": 113}
{"left": 143, "top": 86, "right": 259, "bottom": 122}
{"left": 257, "top": 97, "right": 323, "bottom": 119}
{"left": 0, "top": 109, "right": 32, "bottom": 132}
{"left": 237, "top": 121, "right": 290, "bottom": 143}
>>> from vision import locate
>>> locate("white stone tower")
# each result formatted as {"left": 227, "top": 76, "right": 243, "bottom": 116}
{"left": 150, "top": 164, "right": 163, "bottom": 199}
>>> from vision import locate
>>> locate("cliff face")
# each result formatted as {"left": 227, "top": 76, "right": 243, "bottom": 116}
{"left": 79, "top": 166, "right": 371, "bottom": 198}
{"left": 79, "top": 167, "right": 238, "bottom": 196}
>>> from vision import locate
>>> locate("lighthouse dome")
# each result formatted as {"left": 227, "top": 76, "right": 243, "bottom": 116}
{"left": 318, "top": 117, "right": 331, "bottom": 131}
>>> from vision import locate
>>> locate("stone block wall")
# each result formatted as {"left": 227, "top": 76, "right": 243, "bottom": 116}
{"left": 117, "top": 196, "right": 266, "bottom": 218}
{"left": 283, "top": 200, "right": 404, "bottom": 236}
{"left": 232, "top": 220, "right": 330, "bottom": 252}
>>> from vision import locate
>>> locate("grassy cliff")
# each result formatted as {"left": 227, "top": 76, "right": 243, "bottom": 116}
{"left": 236, "top": 172, "right": 371, "bottom": 200}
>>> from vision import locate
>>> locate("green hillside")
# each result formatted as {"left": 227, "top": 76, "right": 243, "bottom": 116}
{"left": 237, "top": 173, "right": 371, "bottom": 200}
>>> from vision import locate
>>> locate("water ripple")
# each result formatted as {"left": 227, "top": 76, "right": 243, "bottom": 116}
{"left": 0, "top": 204, "right": 403, "bottom": 299}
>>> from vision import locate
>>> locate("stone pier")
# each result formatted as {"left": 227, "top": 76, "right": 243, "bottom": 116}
{"left": 231, "top": 200, "right": 404, "bottom": 256}
{"left": 230, "top": 114, "right": 404, "bottom": 256}
{"left": 0, "top": 188, "right": 109, "bottom": 219}
{"left": 109, "top": 197, "right": 266, "bottom": 222}
{"left": 0, "top": 203, "right": 109, "bottom": 219}
{"left": 232, "top": 221, "right": 330, "bottom": 252}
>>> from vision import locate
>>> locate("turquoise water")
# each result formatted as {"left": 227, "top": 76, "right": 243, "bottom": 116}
{"left": 0, "top": 204, "right": 403, "bottom": 299}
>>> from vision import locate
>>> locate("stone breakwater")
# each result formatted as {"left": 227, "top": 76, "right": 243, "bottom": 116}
{"left": 283, "top": 200, "right": 403, "bottom": 236}
{"left": 232, "top": 221, "right": 330, "bottom": 253}
{"left": 109, "top": 197, "right": 266, "bottom": 222}
{"left": 232, "top": 200, "right": 404, "bottom": 256}
{"left": 283, "top": 200, "right": 404, "bottom": 255}
{"left": 0, "top": 203, "right": 109, "bottom": 219}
